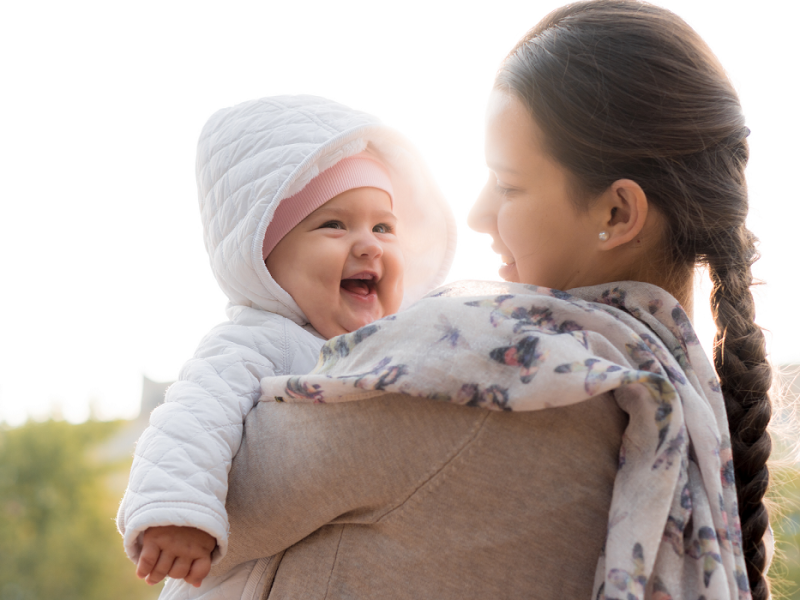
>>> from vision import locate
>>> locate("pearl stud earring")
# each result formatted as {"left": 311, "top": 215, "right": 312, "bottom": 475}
{"left": 599, "top": 231, "right": 609, "bottom": 241}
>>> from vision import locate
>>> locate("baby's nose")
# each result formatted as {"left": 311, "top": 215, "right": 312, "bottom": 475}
{"left": 352, "top": 234, "right": 383, "bottom": 259}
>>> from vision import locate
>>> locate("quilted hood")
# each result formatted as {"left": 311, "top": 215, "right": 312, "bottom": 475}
{"left": 196, "top": 95, "right": 457, "bottom": 325}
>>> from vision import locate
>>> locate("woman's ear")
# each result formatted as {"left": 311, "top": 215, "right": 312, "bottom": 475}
{"left": 594, "top": 179, "right": 648, "bottom": 250}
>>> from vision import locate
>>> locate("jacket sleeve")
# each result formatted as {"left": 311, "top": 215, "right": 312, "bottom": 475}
{"left": 116, "top": 319, "right": 293, "bottom": 564}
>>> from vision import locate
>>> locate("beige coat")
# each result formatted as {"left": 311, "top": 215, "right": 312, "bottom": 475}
{"left": 210, "top": 392, "right": 626, "bottom": 599}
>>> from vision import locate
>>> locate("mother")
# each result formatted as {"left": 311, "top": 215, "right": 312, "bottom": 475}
{"left": 193, "top": 1, "right": 770, "bottom": 598}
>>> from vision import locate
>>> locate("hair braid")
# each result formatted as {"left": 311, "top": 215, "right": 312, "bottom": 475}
{"left": 708, "top": 228, "right": 772, "bottom": 600}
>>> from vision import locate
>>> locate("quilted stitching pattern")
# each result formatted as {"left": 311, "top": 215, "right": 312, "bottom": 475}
{"left": 117, "top": 308, "right": 324, "bottom": 563}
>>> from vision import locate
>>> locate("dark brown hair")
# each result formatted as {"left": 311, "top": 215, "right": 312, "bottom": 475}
{"left": 496, "top": 1, "right": 771, "bottom": 596}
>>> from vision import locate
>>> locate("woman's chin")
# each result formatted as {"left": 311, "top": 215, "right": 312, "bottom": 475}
{"left": 499, "top": 262, "right": 519, "bottom": 283}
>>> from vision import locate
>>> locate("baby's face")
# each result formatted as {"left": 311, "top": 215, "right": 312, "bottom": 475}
{"left": 267, "top": 187, "right": 404, "bottom": 339}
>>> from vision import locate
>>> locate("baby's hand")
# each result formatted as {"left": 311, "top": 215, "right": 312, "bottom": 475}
{"left": 136, "top": 526, "right": 216, "bottom": 587}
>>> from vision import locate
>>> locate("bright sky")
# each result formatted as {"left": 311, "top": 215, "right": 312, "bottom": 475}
{"left": 1, "top": 1, "right": 797, "bottom": 424}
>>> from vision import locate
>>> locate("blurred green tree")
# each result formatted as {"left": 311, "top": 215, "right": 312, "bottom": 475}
{"left": 771, "top": 465, "right": 800, "bottom": 599}
{"left": 0, "top": 419, "right": 160, "bottom": 600}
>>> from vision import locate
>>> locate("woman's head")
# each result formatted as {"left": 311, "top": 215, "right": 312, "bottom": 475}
{"left": 472, "top": 0, "right": 750, "bottom": 295}
{"left": 473, "top": 1, "right": 771, "bottom": 596}
{"left": 470, "top": 88, "right": 662, "bottom": 291}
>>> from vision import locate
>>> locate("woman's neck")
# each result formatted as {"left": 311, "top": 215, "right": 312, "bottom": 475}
{"left": 648, "top": 264, "right": 695, "bottom": 319}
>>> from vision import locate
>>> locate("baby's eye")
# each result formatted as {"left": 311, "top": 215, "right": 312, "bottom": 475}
{"left": 320, "top": 221, "right": 345, "bottom": 230}
{"left": 373, "top": 223, "right": 394, "bottom": 234}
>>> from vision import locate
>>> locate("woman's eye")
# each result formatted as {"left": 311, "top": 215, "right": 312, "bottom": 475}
{"left": 373, "top": 223, "right": 394, "bottom": 234}
{"left": 495, "top": 183, "right": 514, "bottom": 197}
{"left": 320, "top": 221, "right": 344, "bottom": 230}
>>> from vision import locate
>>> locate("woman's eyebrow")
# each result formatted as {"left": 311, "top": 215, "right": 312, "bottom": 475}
{"left": 486, "top": 161, "right": 522, "bottom": 176}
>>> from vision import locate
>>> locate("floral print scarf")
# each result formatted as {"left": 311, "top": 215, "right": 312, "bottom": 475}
{"left": 260, "top": 280, "right": 750, "bottom": 600}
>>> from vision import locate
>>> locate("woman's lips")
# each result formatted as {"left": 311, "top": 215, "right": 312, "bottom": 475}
{"left": 499, "top": 259, "right": 518, "bottom": 282}
{"left": 492, "top": 247, "right": 517, "bottom": 282}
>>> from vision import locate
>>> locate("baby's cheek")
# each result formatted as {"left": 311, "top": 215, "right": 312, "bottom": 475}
{"left": 386, "top": 253, "right": 405, "bottom": 315}
{"left": 382, "top": 289, "right": 403, "bottom": 317}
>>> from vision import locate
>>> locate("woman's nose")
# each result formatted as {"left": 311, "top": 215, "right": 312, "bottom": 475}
{"left": 467, "top": 180, "right": 498, "bottom": 234}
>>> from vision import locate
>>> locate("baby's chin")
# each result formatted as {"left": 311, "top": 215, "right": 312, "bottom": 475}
{"left": 312, "top": 314, "right": 380, "bottom": 340}
{"left": 312, "top": 295, "right": 403, "bottom": 339}
{"left": 344, "top": 312, "right": 385, "bottom": 333}
{"left": 344, "top": 304, "right": 400, "bottom": 333}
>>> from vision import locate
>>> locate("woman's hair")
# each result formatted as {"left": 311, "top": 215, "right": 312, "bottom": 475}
{"left": 496, "top": 1, "right": 772, "bottom": 596}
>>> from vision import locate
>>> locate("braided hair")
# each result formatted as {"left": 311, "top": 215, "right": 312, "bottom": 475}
{"left": 496, "top": 1, "right": 772, "bottom": 596}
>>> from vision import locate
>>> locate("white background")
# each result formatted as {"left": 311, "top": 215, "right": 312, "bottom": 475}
{"left": 1, "top": 0, "right": 797, "bottom": 423}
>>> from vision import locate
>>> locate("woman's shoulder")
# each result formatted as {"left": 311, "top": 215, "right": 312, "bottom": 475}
{"left": 234, "top": 393, "right": 625, "bottom": 598}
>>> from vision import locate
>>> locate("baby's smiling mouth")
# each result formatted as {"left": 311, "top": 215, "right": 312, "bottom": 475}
{"left": 340, "top": 273, "right": 377, "bottom": 297}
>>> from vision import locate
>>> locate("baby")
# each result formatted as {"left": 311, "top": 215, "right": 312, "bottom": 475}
{"left": 116, "top": 95, "right": 455, "bottom": 591}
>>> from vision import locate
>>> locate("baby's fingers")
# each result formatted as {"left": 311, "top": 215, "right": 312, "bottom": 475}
{"left": 136, "top": 543, "right": 160, "bottom": 580}
{"left": 185, "top": 556, "right": 212, "bottom": 588}
{"left": 145, "top": 551, "right": 175, "bottom": 586}
{"left": 167, "top": 556, "right": 193, "bottom": 582}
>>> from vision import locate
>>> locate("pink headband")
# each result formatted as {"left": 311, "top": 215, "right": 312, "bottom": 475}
{"left": 262, "top": 156, "right": 394, "bottom": 259}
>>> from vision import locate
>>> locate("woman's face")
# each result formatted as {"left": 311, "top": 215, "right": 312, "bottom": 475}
{"left": 468, "top": 90, "right": 602, "bottom": 290}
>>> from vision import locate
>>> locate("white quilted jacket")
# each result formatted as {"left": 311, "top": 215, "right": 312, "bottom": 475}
{"left": 116, "top": 95, "right": 456, "bottom": 569}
